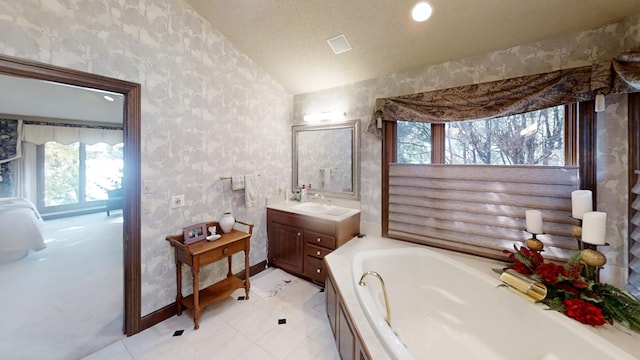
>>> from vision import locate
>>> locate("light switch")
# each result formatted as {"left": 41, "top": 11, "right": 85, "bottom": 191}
{"left": 142, "top": 201, "right": 152, "bottom": 213}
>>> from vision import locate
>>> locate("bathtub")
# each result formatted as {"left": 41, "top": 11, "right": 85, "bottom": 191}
{"left": 351, "top": 247, "right": 637, "bottom": 360}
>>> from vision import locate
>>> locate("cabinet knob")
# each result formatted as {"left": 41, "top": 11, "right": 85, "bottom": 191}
{"left": 223, "top": 247, "right": 229, "bottom": 255}
{"left": 316, "top": 268, "right": 321, "bottom": 274}
{"left": 316, "top": 250, "right": 321, "bottom": 256}
{"left": 297, "top": 232, "right": 302, "bottom": 237}
{"left": 316, "top": 237, "right": 321, "bottom": 243}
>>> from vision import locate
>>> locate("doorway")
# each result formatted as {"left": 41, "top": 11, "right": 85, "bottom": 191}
{"left": 0, "top": 55, "right": 142, "bottom": 339}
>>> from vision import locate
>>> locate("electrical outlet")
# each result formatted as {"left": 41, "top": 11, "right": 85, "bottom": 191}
{"left": 142, "top": 201, "right": 152, "bottom": 213}
{"left": 170, "top": 195, "right": 185, "bottom": 208}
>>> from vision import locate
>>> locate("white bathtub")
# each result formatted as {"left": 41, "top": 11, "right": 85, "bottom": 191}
{"left": 352, "top": 247, "right": 637, "bottom": 360}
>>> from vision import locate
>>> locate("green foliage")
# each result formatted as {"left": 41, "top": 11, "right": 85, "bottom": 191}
{"left": 598, "top": 283, "right": 640, "bottom": 332}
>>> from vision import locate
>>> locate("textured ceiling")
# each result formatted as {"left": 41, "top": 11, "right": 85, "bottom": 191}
{"left": 185, "top": 0, "right": 640, "bottom": 95}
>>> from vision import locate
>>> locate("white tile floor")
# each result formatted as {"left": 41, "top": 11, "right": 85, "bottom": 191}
{"left": 82, "top": 268, "right": 339, "bottom": 360}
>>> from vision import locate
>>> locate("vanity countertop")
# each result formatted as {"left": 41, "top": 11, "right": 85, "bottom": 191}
{"left": 266, "top": 199, "right": 360, "bottom": 222}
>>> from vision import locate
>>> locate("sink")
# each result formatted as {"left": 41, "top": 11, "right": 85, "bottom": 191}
{"left": 290, "top": 202, "right": 336, "bottom": 214}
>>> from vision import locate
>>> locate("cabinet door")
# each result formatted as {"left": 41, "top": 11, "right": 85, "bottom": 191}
{"left": 338, "top": 303, "right": 355, "bottom": 360}
{"left": 326, "top": 275, "right": 337, "bottom": 337}
{"left": 269, "top": 222, "right": 304, "bottom": 274}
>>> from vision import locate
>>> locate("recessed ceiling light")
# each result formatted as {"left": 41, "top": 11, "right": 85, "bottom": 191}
{"left": 412, "top": 1, "right": 433, "bottom": 22}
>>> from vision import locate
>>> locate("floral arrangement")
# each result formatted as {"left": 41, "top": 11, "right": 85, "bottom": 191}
{"left": 494, "top": 244, "right": 640, "bottom": 332}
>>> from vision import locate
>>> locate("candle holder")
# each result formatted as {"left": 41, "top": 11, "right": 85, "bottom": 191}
{"left": 571, "top": 217, "right": 608, "bottom": 283}
{"left": 525, "top": 232, "right": 544, "bottom": 251}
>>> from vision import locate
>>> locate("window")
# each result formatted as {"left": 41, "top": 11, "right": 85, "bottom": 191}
{"left": 38, "top": 141, "right": 123, "bottom": 213}
{"left": 396, "top": 105, "right": 570, "bottom": 165}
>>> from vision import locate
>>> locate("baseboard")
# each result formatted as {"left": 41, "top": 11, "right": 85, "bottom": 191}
{"left": 139, "top": 303, "right": 177, "bottom": 334}
{"left": 237, "top": 260, "right": 268, "bottom": 280}
{"left": 137, "top": 260, "right": 269, "bottom": 332}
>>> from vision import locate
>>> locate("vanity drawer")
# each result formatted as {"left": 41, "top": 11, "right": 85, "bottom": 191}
{"left": 304, "top": 255, "right": 326, "bottom": 283}
{"left": 305, "top": 243, "right": 332, "bottom": 259}
{"left": 305, "top": 230, "right": 336, "bottom": 249}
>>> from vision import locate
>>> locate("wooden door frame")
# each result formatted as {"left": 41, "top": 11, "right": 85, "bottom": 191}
{"left": 0, "top": 54, "right": 143, "bottom": 335}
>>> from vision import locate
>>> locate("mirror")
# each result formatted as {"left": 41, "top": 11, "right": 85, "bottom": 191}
{"left": 292, "top": 119, "right": 360, "bottom": 200}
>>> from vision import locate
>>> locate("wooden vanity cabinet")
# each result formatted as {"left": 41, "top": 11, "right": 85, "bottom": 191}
{"left": 267, "top": 208, "right": 359, "bottom": 285}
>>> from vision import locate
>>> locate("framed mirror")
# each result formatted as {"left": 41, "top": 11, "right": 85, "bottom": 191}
{"left": 292, "top": 119, "right": 360, "bottom": 200}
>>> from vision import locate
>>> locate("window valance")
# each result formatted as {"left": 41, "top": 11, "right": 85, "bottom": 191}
{"left": 370, "top": 52, "right": 640, "bottom": 137}
{"left": 22, "top": 124, "right": 123, "bottom": 145}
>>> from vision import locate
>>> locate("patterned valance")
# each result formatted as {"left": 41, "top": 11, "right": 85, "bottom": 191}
{"left": 369, "top": 52, "right": 640, "bottom": 137}
{"left": 22, "top": 124, "right": 123, "bottom": 145}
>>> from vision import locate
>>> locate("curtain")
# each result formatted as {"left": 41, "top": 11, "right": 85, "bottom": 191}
{"left": 370, "top": 52, "right": 640, "bottom": 137}
{"left": 0, "top": 119, "right": 21, "bottom": 163}
{"left": 0, "top": 119, "right": 21, "bottom": 197}
{"left": 22, "top": 124, "right": 123, "bottom": 145}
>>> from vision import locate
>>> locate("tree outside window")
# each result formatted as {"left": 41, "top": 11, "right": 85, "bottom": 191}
{"left": 397, "top": 105, "right": 565, "bottom": 166}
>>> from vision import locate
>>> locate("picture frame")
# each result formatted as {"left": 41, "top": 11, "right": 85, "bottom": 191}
{"left": 183, "top": 222, "right": 207, "bottom": 244}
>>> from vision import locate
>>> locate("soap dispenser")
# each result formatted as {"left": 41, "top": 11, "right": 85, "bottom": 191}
{"left": 300, "top": 184, "right": 308, "bottom": 203}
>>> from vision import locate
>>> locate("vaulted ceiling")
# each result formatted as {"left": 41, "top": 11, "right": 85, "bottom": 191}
{"left": 186, "top": 0, "right": 640, "bottom": 95}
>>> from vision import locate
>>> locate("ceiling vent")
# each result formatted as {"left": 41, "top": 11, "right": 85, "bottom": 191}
{"left": 326, "top": 34, "right": 352, "bottom": 55}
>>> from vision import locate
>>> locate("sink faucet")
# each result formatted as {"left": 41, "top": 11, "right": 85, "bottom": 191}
{"left": 359, "top": 271, "right": 392, "bottom": 326}
{"left": 311, "top": 192, "right": 327, "bottom": 204}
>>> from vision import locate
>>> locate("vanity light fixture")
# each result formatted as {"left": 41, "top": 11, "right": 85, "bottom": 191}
{"left": 303, "top": 111, "right": 345, "bottom": 122}
{"left": 411, "top": 1, "right": 433, "bottom": 22}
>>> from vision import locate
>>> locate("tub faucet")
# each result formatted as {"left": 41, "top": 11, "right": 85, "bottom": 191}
{"left": 359, "top": 271, "right": 392, "bottom": 326}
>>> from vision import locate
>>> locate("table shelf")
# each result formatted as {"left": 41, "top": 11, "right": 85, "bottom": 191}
{"left": 179, "top": 276, "right": 245, "bottom": 310}
{"left": 167, "top": 221, "right": 253, "bottom": 330}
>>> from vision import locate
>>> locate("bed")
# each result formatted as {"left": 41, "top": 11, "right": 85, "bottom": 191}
{"left": 0, "top": 197, "right": 45, "bottom": 263}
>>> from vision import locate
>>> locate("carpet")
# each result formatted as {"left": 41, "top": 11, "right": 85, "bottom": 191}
{"left": 0, "top": 212, "right": 124, "bottom": 360}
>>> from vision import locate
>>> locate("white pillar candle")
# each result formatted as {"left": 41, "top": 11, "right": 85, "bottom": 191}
{"left": 571, "top": 190, "right": 593, "bottom": 219}
{"left": 581, "top": 211, "right": 607, "bottom": 245}
{"left": 525, "top": 210, "right": 543, "bottom": 234}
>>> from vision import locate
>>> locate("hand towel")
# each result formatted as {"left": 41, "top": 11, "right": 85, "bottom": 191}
{"left": 320, "top": 168, "right": 332, "bottom": 189}
{"left": 244, "top": 174, "right": 259, "bottom": 208}
{"left": 231, "top": 175, "right": 245, "bottom": 190}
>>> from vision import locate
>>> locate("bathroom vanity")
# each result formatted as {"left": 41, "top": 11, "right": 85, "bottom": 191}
{"left": 266, "top": 202, "right": 360, "bottom": 285}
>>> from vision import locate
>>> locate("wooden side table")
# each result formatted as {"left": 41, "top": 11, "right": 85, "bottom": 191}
{"left": 166, "top": 221, "right": 252, "bottom": 330}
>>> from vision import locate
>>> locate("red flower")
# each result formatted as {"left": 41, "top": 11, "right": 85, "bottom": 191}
{"left": 563, "top": 298, "right": 605, "bottom": 326}
{"left": 555, "top": 282, "right": 580, "bottom": 294}
{"left": 567, "top": 263, "right": 584, "bottom": 279}
{"left": 535, "top": 262, "right": 567, "bottom": 283}
{"left": 510, "top": 260, "right": 531, "bottom": 275}
{"left": 530, "top": 251, "right": 544, "bottom": 264}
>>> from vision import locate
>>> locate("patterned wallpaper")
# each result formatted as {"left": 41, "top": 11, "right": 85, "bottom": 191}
{"left": 0, "top": 0, "right": 292, "bottom": 315}
{"left": 294, "top": 11, "right": 640, "bottom": 288}
{"left": 2, "top": 0, "right": 639, "bottom": 315}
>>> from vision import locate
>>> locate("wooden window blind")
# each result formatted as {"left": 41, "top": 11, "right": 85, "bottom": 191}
{"left": 387, "top": 164, "right": 580, "bottom": 261}
{"left": 630, "top": 170, "right": 640, "bottom": 298}
{"left": 628, "top": 92, "right": 640, "bottom": 300}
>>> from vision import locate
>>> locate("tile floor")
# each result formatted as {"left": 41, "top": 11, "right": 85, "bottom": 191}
{"left": 82, "top": 268, "right": 340, "bottom": 360}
